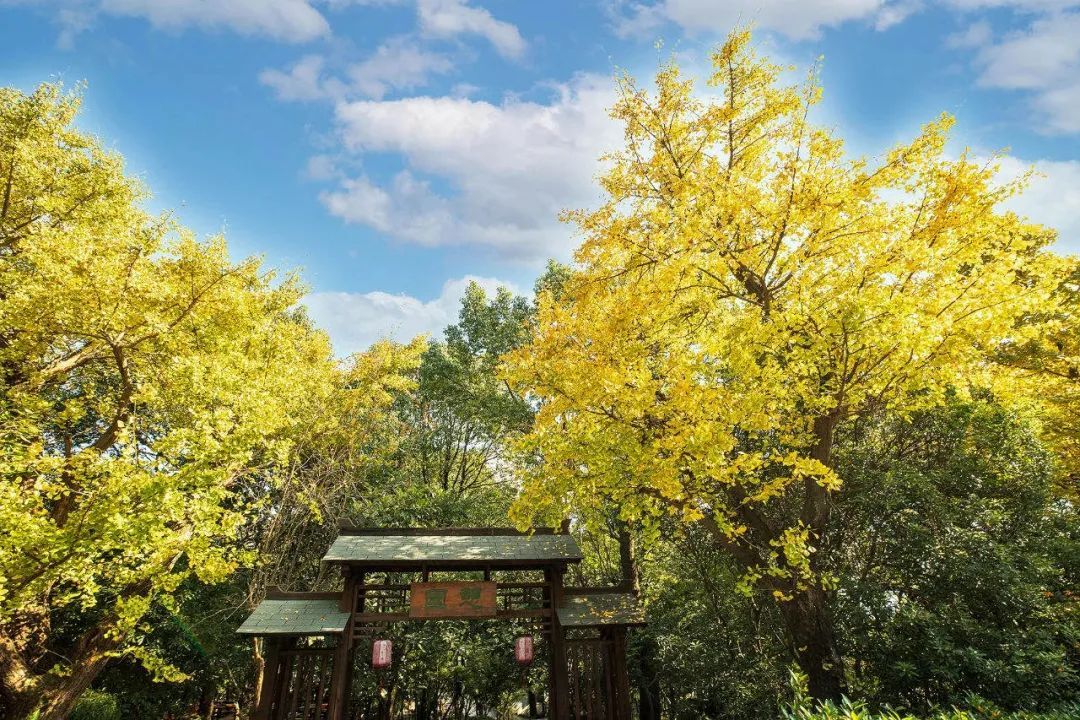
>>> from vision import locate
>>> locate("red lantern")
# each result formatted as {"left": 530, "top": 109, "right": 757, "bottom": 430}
{"left": 514, "top": 635, "right": 534, "bottom": 666}
{"left": 372, "top": 639, "right": 392, "bottom": 669}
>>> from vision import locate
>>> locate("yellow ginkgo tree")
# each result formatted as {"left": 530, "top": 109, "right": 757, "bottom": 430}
{"left": 0, "top": 84, "right": 412, "bottom": 719}
{"left": 504, "top": 29, "right": 1063, "bottom": 700}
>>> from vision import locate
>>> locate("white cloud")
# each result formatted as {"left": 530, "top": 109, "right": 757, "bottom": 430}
{"left": 348, "top": 37, "right": 453, "bottom": 99}
{"left": 100, "top": 0, "right": 329, "bottom": 42}
{"left": 322, "top": 0, "right": 408, "bottom": 6}
{"left": 417, "top": 0, "right": 526, "bottom": 58}
{"left": 974, "top": 13, "right": 1080, "bottom": 89}
{"left": 994, "top": 156, "right": 1080, "bottom": 254}
{"left": 613, "top": 0, "right": 913, "bottom": 40}
{"left": 55, "top": 6, "right": 94, "bottom": 48}
{"left": 874, "top": 0, "right": 921, "bottom": 30}
{"left": 946, "top": 19, "right": 992, "bottom": 49}
{"left": 260, "top": 38, "right": 452, "bottom": 102}
{"left": 970, "top": 12, "right": 1080, "bottom": 133}
{"left": 304, "top": 154, "right": 342, "bottom": 181}
{"left": 942, "top": 0, "right": 1078, "bottom": 10}
{"left": 304, "top": 275, "right": 519, "bottom": 355}
{"left": 13, "top": 0, "right": 330, "bottom": 43}
{"left": 320, "top": 171, "right": 455, "bottom": 245}
{"left": 322, "top": 74, "right": 622, "bottom": 260}
{"left": 1035, "top": 81, "right": 1080, "bottom": 134}
{"left": 259, "top": 55, "right": 341, "bottom": 101}
{"left": 323, "top": 0, "right": 526, "bottom": 57}
{"left": 21, "top": 0, "right": 523, "bottom": 49}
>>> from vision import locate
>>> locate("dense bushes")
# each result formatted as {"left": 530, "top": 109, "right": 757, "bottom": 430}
{"left": 67, "top": 690, "right": 120, "bottom": 720}
{"left": 786, "top": 698, "right": 1080, "bottom": 720}
{"left": 785, "top": 672, "right": 1080, "bottom": 720}
{"left": 833, "top": 401, "right": 1079, "bottom": 710}
{"left": 625, "top": 399, "right": 1078, "bottom": 719}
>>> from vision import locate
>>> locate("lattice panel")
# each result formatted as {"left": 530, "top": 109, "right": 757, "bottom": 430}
{"left": 566, "top": 636, "right": 617, "bottom": 720}
{"left": 271, "top": 647, "right": 335, "bottom": 720}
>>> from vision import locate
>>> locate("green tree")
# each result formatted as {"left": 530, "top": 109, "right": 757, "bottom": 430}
{"left": 241, "top": 337, "right": 426, "bottom": 709}
{"left": 593, "top": 400, "right": 1078, "bottom": 719}
{"left": 234, "top": 282, "right": 541, "bottom": 717}
{"left": 87, "top": 579, "right": 253, "bottom": 718}
{"left": 0, "top": 84, "right": 342, "bottom": 718}
{"left": 404, "top": 282, "right": 533, "bottom": 498}
{"left": 833, "top": 400, "right": 1079, "bottom": 711}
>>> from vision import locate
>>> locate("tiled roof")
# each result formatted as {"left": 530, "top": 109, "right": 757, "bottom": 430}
{"left": 322, "top": 533, "right": 582, "bottom": 564}
{"left": 237, "top": 598, "right": 349, "bottom": 636}
{"left": 557, "top": 593, "right": 646, "bottom": 627}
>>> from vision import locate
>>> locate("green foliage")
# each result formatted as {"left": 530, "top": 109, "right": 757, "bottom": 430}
{"left": 331, "top": 283, "right": 538, "bottom": 717}
{"left": 67, "top": 690, "right": 120, "bottom": 720}
{"left": 631, "top": 527, "right": 790, "bottom": 720}
{"left": 90, "top": 580, "right": 254, "bottom": 719}
{"left": 785, "top": 698, "right": 1080, "bottom": 720}
{"left": 608, "top": 399, "right": 1078, "bottom": 720}
{"left": 0, "top": 81, "right": 337, "bottom": 679}
{"left": 349, "top": 619, "right": 544, "bottom": 718}
{"left": 784, "top": 670, "right": 1080, "bottom": 720}
{"left": 785, "top": 696, "right": 1080, "bottom": 720}
{"left": 832, "top": 400, "right": 1079, "bottom": 710}
{"left": 402, "top": 282, "right": 533, "bottom": 496}
{"left": 232, "top": 281, "right": 537, "bottom": 717}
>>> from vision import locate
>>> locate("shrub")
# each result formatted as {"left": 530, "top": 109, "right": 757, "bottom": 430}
{"left": 783, "top": 671, "right": 1080, "bottom": 720}
{"left": 784, "top": 696, "right": 1080, "bottom": 720}
{"left": 69, "top": 689, "right": 121, "bottom": 720}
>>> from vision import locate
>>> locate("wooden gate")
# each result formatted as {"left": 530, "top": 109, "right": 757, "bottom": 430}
{"left": 567, "top": 634, "right": 620, "bottom": 720}
{"left": 270, "top": 646, "right": 336, "bottom": 720}
{"left": 240, "top": 529, "right": 644, "bottom": 720}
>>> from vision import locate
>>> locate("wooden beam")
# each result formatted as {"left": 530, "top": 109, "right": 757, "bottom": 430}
{"left": 326, "top": 570, "right": 357, "bottom": 720}
{"left": 548, "top": 566, "right": 571, "bottom": 720}
{"left": 264, "top": 589, "right": 341, "bottom": 601}
{"left": 609, "top": 626, "right": 633, "bottom": 720}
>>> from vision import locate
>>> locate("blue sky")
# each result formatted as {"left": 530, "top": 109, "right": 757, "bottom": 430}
{"left": 3, "top": 0, "right": 1078, "bottom": 355}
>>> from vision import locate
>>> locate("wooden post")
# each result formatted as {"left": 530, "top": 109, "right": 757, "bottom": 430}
{"left": 547, "top": 565, "right": 571, "bottom": 720}
{"left": 252, "top": 637, "right": 281, "bottom": 720}
{"left": 327, "top": 569, "right": 357, "bottom": 720}
{"left": 610, "top": 626, "right": 633, "bottom": 720}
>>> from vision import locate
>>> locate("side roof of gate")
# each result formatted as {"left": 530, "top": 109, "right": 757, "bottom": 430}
{"left": 322, "top": 526, "right": 583, "bottom": 566}
{"left": 557, "top": 592, "right": 646, "bottom": 627}
{"left": 236, "top": 593, "right": 349, "bottom": 636}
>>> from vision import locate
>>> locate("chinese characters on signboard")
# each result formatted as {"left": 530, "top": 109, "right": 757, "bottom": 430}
{"left": 409, "top": 581, "right": 498, "bottom": 619}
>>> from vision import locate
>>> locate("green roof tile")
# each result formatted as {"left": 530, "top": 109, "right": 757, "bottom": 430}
{"left": 557, "top": 593, "right": 646, "bottom": 627}
{"left": 237, "top": 598, "right": 349, "bottom": 636}
{"left": 322, "top": 534, "right": 582, "bottom": 564}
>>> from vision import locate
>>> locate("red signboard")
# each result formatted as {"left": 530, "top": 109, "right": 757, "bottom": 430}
{"left": 409, "top": 581, "right": 497, "bottom": 619}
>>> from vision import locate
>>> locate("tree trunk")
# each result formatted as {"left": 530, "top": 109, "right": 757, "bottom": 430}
{"left": 417, "top": 688, "right": 434, "bottom": 720}
{"left": 0, "top": 613, "right": 126, "bottom": 720}
{"left": 0, "top": 632, "right": 40, "bottom": 719}
{"left": 198, "top": 688, "right": 214, "bottom": 718}
{"left": 778, "top": 583, "right": 845, "bottom": 702}
{"left": 527, "top": 688, "right": 539, "bottom": 717}
{"left": 789, "top": 412, "right": 847, "bottom": 702}
{"left": 617, "top": 524, "right": 640, "bottom": 594}
{"left": 251, "top": 637, "right": 265, "bottom": 709}
{"left": 636, "top": 634, "right": 662, "bottom": 720}
{"left": 36, "top": 621, "right": 121, "bottom": 720}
